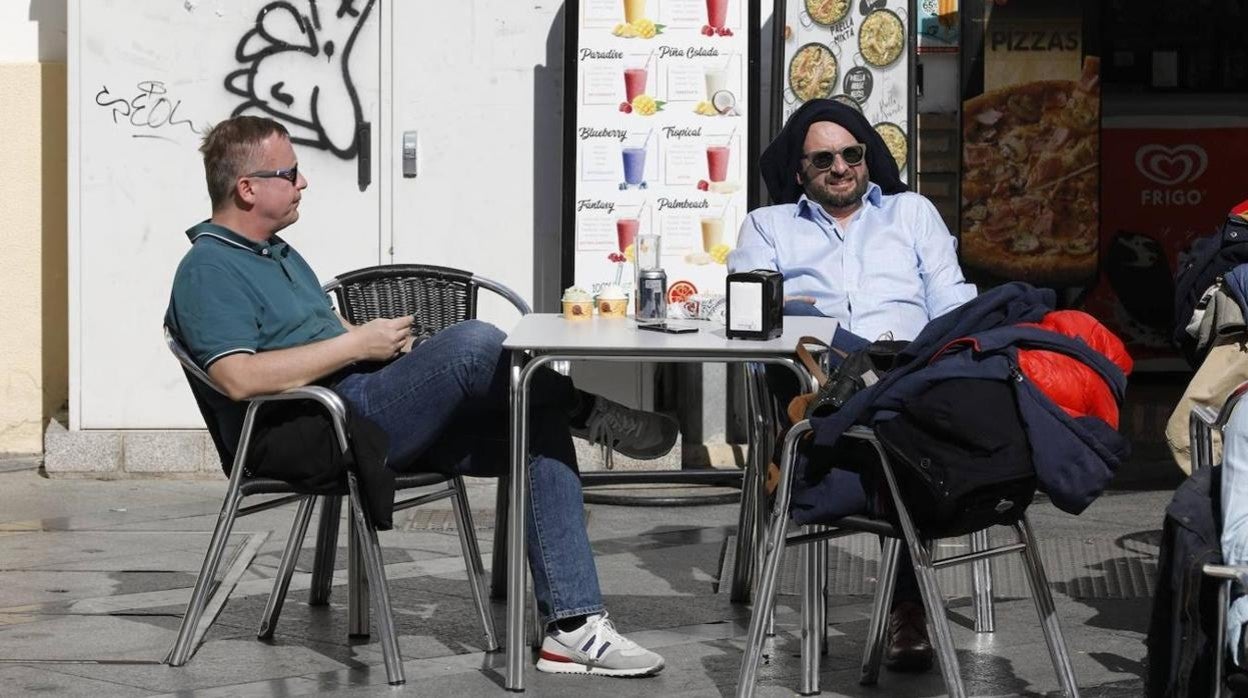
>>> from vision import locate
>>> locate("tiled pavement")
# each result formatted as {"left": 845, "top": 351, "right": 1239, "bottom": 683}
{"left": 0, "top": 467, "right": 1166, "bottom": 696}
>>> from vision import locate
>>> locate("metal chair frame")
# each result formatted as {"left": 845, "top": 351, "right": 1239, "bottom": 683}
{"left": 1192, "top": 379, "right": 1248, "bottom": 697}
{"left": 163, "top": 264, "right": 528, "bottom": 685}
{"left": 320, "top": 264, "right": 531, "bottom": 601}
{"left": 737, "top": 421, "right": 1080, "bottom": 697}
{"left": 739, "top": 362, "right": 998, "bottom": 625}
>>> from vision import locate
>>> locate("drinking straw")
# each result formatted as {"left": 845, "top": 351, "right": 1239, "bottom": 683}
{"left": 642, "top": 127, "right": 654, "bottom": 149}
{"left": 638, "top": 198, "right": 648, "bottom": 217}
{"left": 719, "top": 197, "right": 732, "bottom": 220}
{"left": 643, "top": 48, "right": 656, "bottom": 71}
{"left": 724, "top": 125, "right": 737, "bottom": 147}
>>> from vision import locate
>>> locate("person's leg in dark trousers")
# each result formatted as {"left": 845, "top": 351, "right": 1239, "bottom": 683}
{"left": 334, "top": 321, "right": 606, "bottom": 624}
{"left": 334, "top": 320, "right": 666, "bottom": 676}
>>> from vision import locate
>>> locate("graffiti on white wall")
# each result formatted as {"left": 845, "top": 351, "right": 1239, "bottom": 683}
{"left": 93, "top": 81, "right": 204, "bottom": 140}
{"left": 224, "top": 0, "right": 375, "bottom": 162}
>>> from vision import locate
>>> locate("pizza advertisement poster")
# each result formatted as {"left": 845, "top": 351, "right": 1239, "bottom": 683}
{"left": 561, "top": 0, "right": 760, "bottom": 310}
{"left": 959, "top": 0, "right": 1101, "bottom": 288}
{"left": 776, "top": 0, "right": 915, "bottom": 185}
{"left": 1085, "top": 121, "right": 1248, "bottom": 366}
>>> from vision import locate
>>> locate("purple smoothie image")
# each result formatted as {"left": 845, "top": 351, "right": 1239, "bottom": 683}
{"left": 621, "top": 146, "right": 647, "bottom": 189}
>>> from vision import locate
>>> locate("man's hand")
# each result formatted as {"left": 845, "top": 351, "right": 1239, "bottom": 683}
{"left": 350, "top": 316, "right": 414, "bottom": 361}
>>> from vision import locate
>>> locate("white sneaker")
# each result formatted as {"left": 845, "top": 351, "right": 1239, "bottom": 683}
{"left": 536, "top": 613, "right": 665, "bottom": 677}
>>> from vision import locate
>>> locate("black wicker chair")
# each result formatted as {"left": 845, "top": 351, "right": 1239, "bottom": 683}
{"left": 322, "top": 264, "right": 532, "bottom": 598}
{"left": 163, "top": 326, "right": 502, "bottom": 685}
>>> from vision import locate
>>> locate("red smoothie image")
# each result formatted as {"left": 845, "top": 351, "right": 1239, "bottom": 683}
{"left": 706, "top": 0, "right": 728, "bottom": 29}
{"left": 706, "top": 146, "right": 730, "bottom": 182}
{"left": 616, "top": 218, "right": 640, "bottom": 252}
{"left": 623, "top": 68, "right": 648, "bottom": 102}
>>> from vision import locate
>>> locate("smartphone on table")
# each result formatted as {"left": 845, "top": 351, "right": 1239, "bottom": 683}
{"left": 637, "top": 322, "right": 699, "bottom": 334}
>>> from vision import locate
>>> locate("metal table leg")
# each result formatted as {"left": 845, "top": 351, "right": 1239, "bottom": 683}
{"left": 506, "top": 351, "right": 533, "bottom": 691}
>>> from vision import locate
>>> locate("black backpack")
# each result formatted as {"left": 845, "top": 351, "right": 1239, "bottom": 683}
{"left": 1173, "top": 211, "right": 1248, "bottom": 366}
{"left": 870, "top": 377, "right": 1035, "bottom": 538}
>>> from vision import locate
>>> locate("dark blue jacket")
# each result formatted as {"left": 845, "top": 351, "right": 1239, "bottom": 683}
{"left": 792, "top": 283, "right": 1131, "bottom": 523}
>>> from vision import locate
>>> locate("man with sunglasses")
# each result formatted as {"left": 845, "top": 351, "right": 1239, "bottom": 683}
{"left": 729, "top": 99, "right": 977, "bottom": 673}
{"left": 166, "top": 116, "right": 675, "bottom": 677}
{"left": 731, "top": 99, "right": 974, "bottom": 332}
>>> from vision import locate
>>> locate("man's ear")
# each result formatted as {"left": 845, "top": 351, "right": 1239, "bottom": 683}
{"left": 234, "top": 177, "right": 256, "bottom": 207}
{"left": 796, "top": 169, "right": 809, "bottom": 186}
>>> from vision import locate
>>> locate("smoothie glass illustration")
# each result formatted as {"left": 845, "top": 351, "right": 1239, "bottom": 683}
{"left": 704, "top": 67, "right": 728, "bottom": 101}
{"left": 623, "top": 67, "right": 648, "bottom": 103}
{"left": 620, "top": 146, "right": 647, "bottom": 189}
{"left": 616, "top": 218, "right": 640, "bottom": 254}
{"left": 700, "top": 218, "right": 725, "bottom": 252}
{"left": 706, "top": 145, "right": 731, "bottom": 182}
{"left": 706, "top": 0, "right": 728, "bottom": 29}
{"left": 624, "top": 0, "right": 646, "bottom": 24}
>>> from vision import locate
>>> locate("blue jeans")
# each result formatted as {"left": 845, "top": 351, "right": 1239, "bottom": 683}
{"left": 333, "top": 320, "right": 603, "bottom": 625}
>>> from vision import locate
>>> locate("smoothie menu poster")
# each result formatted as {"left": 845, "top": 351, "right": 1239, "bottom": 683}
{"left": 775, "top": 0, "right": 916, "bottom": 185}
{"left": 562, "top": 0, "right": 759, "bottom": 305}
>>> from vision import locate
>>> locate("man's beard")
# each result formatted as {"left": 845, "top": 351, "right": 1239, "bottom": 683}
{"left": 802, "top": 169, "right": 868, "bottom": 210}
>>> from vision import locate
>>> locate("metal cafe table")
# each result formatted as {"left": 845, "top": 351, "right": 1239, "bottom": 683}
{"left": 502, "top": 313, "right": 833, "bottom": 691}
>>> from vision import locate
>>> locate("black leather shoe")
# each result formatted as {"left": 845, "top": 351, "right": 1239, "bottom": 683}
{"left": 884, "top": 600, "right": 934, "bottom": 673}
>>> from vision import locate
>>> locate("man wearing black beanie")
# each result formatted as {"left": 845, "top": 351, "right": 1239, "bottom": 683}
{"left": 730, "top": 99, "right": 977, "bottom": 672}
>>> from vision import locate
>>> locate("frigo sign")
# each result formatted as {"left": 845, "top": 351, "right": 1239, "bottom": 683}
{"left": 1135, "top": 144, "right": 1209, "bottom": 207}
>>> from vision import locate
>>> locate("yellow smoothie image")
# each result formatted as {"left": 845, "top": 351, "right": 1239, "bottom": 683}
{"left": 623, "top": 0, "right": 646, "bottom": 23}
{"left": 700, "top": 218, "right": 725, "bottom": 253}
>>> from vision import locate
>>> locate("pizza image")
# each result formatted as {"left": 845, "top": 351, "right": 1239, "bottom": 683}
{"left": 874, "top": 121, "right": 908, "bottom": 172}
{"left": 859, "top": 9, "right": 905, "bottom": 67}
{"left": 960, "top": 56, "right": 1101, "bottom": 286}
{"left": 805, "top": 0, "right": 849, "bottom": 26}
{"left": 789, "top": 43, "right": 838, "bottom": 102}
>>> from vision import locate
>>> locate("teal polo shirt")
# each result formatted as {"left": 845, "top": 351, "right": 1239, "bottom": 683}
{"left": 165, "top": 221, "right": 346, "bottom": 368}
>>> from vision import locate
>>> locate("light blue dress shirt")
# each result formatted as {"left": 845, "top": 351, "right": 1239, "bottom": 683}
{"left": 1223, "top": 403, "right": 1248, "bottom": 663}
{"left": 728, "top": 182, "right": 977, "bottom": 341}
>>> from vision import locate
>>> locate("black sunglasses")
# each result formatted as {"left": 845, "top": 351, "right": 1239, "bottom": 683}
{"left": 242, "top": 165, "right": 299, "bottom": 184}
{"left": 802, "top": 144, "right": 867, "bottom": 170}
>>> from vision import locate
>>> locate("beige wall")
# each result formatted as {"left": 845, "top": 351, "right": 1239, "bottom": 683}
{"left": 0, "top": 62, "right": 68, "bottom": 454}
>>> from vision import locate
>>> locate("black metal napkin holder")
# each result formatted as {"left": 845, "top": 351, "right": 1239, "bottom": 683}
{"left": 725, "top": 269, "right": 783, "bottom": 340}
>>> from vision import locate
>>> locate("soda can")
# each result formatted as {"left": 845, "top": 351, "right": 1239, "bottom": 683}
{"left": 636, "top": 268, "right": 667, "bottom": 321}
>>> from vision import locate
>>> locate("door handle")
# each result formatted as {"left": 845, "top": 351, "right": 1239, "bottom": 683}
{"left": 357, "top": 121, "right": 371, "bottom": 192}
{"left": 402, "top": 131, "right": 418, "bottom": 178}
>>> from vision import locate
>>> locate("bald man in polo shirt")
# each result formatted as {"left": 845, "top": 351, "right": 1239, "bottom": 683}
{"left": 166, "top": 116, "right": 674, "bottom": 677}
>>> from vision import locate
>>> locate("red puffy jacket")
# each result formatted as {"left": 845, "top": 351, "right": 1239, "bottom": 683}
{"left": 1016, "top": 311, "right": 1133, "bottom": 428}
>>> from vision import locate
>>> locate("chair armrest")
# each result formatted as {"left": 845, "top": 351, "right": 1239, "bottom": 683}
{"left": 1204, "top": 563, "right": 1248, "bottom": 590}
{"left": 473, "top": 273, "right": 532, "bottom": 315}
{"left": 843, "top": 425, "right": 878, "bottom": 444}
{"left": 1209, "top": 380, "right": 1248, "bottom": 430}
{"left": 246, "top": 386, "right": 351, "bottom": 454}
{"left": 1193, "top": 404, "right": 1221, "bottom": 430}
